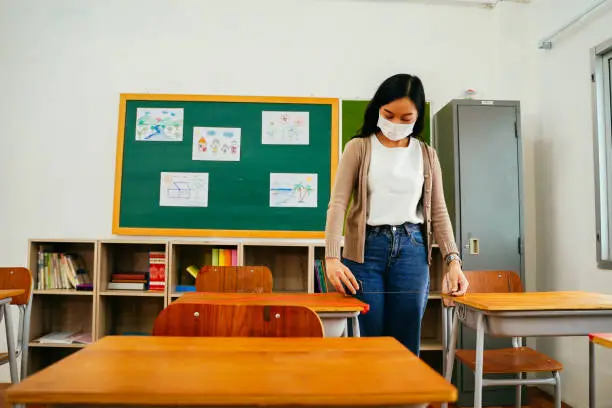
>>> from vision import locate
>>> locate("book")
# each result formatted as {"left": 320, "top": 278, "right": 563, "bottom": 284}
{"left": 34, "top": 331, "right": 92, "bottom": 345}
{"left": 149, "top": 251, "right": 166, "bottom": 292}
{"left": 108, "top": 282, "right": 146, "bottom": 290}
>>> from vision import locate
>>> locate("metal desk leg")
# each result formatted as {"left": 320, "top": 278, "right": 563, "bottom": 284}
{"left": 474, "top": 312, "right": 485, "bottom": 408}
{"left": 351, "top": 315, "right": 361, "bottom": 337}
{"left": 441, "top": 308, "right": 459, "bottom": 408}
{"left": 589, "top": 340, "right": 595, "bottom": 408}
{"left": 3, "top": 302, "right": 19, "bottom": 383}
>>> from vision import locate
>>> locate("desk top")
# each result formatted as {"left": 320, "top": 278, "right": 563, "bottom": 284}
{"left": 590, "top": 333, "right": 612, "bottom": 349}
{"left": 175, "top": 291, "right": 369, "bottom": 313}
{"left": 441, "top": 291, "right": 612, "bottom": 311}
{"left": 0, "top": 289, "right": 24, "bottom": 301}
{"left": 5, "top": 335, "right": 456, "bottom": 406}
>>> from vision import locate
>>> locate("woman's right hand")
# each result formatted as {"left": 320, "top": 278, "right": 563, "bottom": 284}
{"left": 325, "top": 258, "right": 360, "bottom": 295}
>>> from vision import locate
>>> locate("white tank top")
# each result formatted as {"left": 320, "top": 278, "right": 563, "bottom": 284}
{"left": 366, "top": 134, "right": 425, "bottom": 226}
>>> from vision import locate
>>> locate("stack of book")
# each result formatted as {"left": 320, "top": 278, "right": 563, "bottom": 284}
{"left": 108, "top": 272, "right": 149, "bottom": 291}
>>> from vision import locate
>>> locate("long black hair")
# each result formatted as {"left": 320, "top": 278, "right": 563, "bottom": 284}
{"left": 353, "top": 74, "right": 426, "bottom": 140}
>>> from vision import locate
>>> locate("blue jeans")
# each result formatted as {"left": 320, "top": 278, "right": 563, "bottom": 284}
{"left": 342, "top": 223, "right": 429, "bottom": 356}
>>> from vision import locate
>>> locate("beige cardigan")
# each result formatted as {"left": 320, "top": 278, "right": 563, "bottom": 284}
{"left": 325, "top": 136, "right": 459, "bottom": 265}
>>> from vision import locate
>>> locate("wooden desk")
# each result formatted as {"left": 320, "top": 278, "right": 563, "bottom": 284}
{"left": 175, "top": 292, "right": 369, "bottom": 337}
{"left": 442, "top": 291, "right": 612, "bottom": 408}
{"left": 0, "top": 289, "right": 24, "bottom": 384}
{"left": 588, "top": 333, "right": 612, "bottom": 408}
{"left": 5, "top": 335, "right": 457, "bottom": 408}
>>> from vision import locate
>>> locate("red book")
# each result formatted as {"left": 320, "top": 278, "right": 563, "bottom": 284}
{"left": 149, "top": 251, "right": 166, "bottom": 292}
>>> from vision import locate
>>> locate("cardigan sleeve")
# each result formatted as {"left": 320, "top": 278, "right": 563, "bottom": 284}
{"left": 429, "top": 147, "right": 460, "bottom": 260}
{"left": 324, "top": 139, "right": 361, "bottom": 259}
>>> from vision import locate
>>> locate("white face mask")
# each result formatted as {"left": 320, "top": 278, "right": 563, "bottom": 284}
{"left": 377, "top": 114, "right": 414, "bottom": 141}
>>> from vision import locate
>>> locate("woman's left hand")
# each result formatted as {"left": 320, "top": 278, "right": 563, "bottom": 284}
{"left": 442, "top": 261, "right": 469, "bottom": 297}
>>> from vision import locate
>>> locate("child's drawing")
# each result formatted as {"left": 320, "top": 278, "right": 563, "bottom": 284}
{"left": 135, "top": 108, "right": 184, "bottom": 142}
{"left": 262, "top": 111, "right": 309, "bottom": 145}
{"left": 192, "top": 127, "right": 241, "bottom": 162}
{"left": 160, "top": 172, "right": 209, "bottom": 207}
{"left": 269, "top": 173, "right": 317, "bottom": 208}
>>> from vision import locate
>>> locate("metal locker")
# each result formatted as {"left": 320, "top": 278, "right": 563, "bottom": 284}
{"left": 433, "top": 99, "right": 525, "bottom": 407}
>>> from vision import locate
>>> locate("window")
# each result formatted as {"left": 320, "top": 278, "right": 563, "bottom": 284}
{"left": 592, "top": 38, "right": 612, "bottom": 268}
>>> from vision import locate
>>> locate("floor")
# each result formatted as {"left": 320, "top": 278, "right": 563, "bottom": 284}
{"left": 429, "top": 387, "right": 572, "bottom": 408}
{"left": 0, "top": 385, "right": 570, "bottom": 408}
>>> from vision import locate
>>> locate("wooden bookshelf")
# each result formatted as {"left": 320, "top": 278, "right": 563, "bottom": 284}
{"left": 26, "top": 237, "right": 449, "bottom": 375}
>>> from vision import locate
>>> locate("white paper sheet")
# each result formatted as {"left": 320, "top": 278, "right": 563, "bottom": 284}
{"left": 135, "top": 108, "right": 184, "bottom": 141}
{"left": 192, "top": 127, "right": 241, "bottom": 161}
{"left": 160, "top": 172, "right": 209, "bottom": 207}
{"left": 269, "top": 173, "right": 317, "bottom": 208}
{"left": 262, "top": 111, "right": 309, "bottom": 145}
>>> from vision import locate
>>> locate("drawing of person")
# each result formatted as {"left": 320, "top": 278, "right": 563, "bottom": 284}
{"left": 211, "top": 138, "right": 220, "bottom": 153}
{"left": 230, "top": 140, "right": 238, "bottom": 154}
{"left": 221, "top": 143, "right": 229, "bottom": 153}
{"left": 198, "top": 137, "right": 207, "bottom": 152}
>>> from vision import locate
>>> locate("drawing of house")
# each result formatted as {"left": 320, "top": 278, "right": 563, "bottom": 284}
{"left": 167, "top": 182, "right": 191, "bottom": 199}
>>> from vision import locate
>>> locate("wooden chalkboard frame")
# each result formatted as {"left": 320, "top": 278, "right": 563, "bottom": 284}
{"left": 112, "top": 93, "right": 339, "bottom": 239}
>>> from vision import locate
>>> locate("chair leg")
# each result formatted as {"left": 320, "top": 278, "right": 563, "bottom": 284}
{"left": 553, "top": 370, "right": 562, "bottom": 408}
{"left": 515, "top": 372, "right": 522, "bottom": 408}
{"left": 20, "top": 303, "right": 32, "bottom": 380}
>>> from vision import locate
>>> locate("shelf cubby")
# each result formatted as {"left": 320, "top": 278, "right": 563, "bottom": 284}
{"left": 98, "top": 240, "right": 167, "bottom": 296}
{"left": 97, "top": 295, "right": 164, "bottom": 337}
{"left": 29, "top": 293, "right": 94, "bottom": 346}
{"left": 28, "top": 239, "right": 96, "bottom": 293}
{"left": 168, "top": 241, "right": 239, "bottom": 298}
{"left": 243, "top": 243, "right": 310, "bottom": 292}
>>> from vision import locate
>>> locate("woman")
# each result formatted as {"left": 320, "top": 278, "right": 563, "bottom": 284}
{"left": 324, "top": 74, "right": 469, "bottom": 356}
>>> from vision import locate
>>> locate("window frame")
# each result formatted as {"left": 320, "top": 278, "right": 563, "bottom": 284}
{"left": 592, "top": 37, "right": 612, "bottom": 269}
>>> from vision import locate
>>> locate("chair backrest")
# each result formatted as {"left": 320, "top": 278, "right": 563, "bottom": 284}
{"left": 0, "top": 267, "right": 33, "bottom": 305}
{"left": 152, "top": 303, "right": 324, "bottom": 337}
{"left": 462, "top": 270, "right": 523, "bottom": 294}
{"left": 196, "top": 266, "right": 273, "bottom": 293}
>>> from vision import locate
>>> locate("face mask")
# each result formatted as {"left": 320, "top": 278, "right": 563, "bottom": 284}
{"left": 377, "top": 114, "right": 414, "bottom": 141}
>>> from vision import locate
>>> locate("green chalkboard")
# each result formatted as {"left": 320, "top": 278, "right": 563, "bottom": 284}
{"left": 113, "top": 94, "right": 339, "bottom": 239}
{"left": 341, "top": 100, "right": 431, "bottom": 151}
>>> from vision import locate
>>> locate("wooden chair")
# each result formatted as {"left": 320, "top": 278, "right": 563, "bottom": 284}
{"left": 196, "top": 266, "right": 273, "bottom": 293}
{"left": 152, "top": 302, "right": 324, "bottom": 337}
{"left": 0, "top": 267, "right": 33, "bottom": 382}
{"left": 443, "top": 270, "right": 562, "bottom": 408}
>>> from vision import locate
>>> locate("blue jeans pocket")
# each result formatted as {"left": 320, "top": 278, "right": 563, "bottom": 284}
{"left": 410, "top": 230, "right": 425, "bottom": 247}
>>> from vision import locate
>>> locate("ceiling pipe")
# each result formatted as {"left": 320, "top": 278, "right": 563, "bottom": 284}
{"left": 538, "top": 0, "right": 611, "bottom": 49}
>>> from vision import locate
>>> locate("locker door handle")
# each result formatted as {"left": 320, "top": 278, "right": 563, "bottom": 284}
{"left": 469, "top": 238, "right": 480, "bottom": 255}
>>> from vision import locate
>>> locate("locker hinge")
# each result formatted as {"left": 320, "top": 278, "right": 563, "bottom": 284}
{"left": 514, "top": 122, "right": 518, "bottom": 138}
{"left": 518, "top": 237, "right": 522, "bottom": 254}
{"left": 591, "top": 73, "right": 596, "bottom": 82}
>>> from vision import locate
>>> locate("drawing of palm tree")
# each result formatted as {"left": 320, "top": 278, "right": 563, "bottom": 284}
{"left": 293, "top": 182, "right": 313, "bottom": 202}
